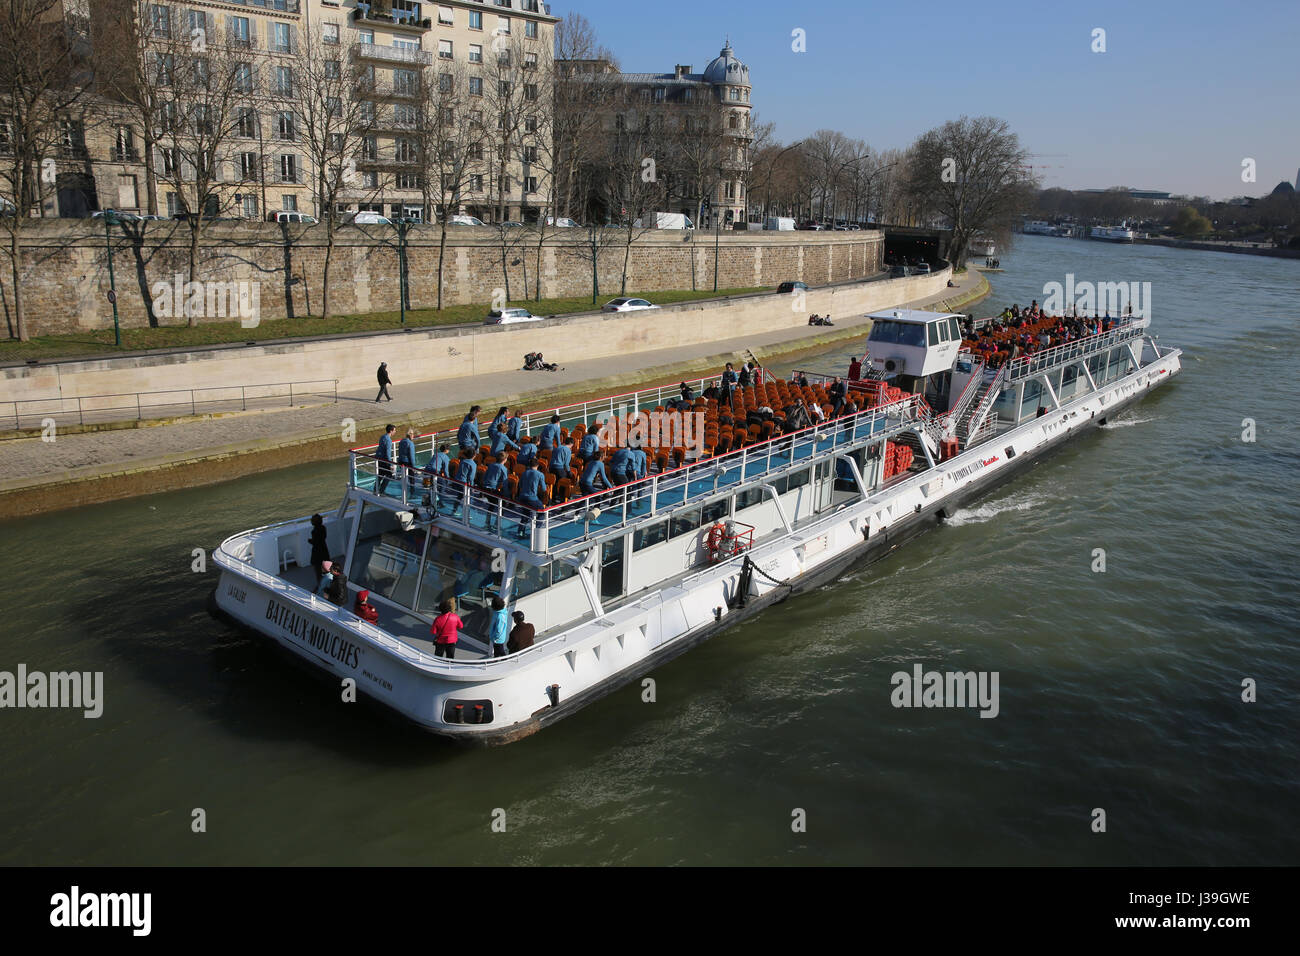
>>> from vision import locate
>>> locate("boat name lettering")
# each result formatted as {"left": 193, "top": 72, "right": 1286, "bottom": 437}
{"left": 361, "top": 668, "right": 393, "bottom": 693}
{"left": 949, "top": 459, "right": 989, "bottom": 482}
{"left": 225, "top": 583, "right": 246, "bottom": 604}
{"left": 265, "top": 600, "right": 362, "bottom": 670}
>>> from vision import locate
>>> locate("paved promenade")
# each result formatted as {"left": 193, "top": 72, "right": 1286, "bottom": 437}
{"left": 0, "top": 270, "right": 988, "bottom": 513}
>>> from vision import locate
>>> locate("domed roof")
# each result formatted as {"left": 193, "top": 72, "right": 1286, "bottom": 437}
{"left": 703, "top": 42, "right": 749, "bottom": 86}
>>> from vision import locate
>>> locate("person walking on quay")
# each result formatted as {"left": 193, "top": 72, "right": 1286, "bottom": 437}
{"left": 309, "top": 513, "right": 330, "bottom": 583}
{"left": 376, "top": 424, "right": 396, "bottom": 496}
{"left": 375, "top": 362, "right": 393, "bottom": 403}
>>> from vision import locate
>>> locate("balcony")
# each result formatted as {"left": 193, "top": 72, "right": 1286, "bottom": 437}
{"left": 111, "top": 147, "right": 140, "bottom": 162}
{"left": 352, "top": 7, "right": 431, "bottom": 30}
{"left": 353, "top": 41, "right": 433, "bottom": 66}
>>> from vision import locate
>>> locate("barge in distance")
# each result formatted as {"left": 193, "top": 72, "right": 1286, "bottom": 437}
{"left": 211, "top": 308, "right": 1182, "bottom": 744}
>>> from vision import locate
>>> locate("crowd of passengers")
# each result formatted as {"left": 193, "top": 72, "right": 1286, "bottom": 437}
{"left": 961, "top": 302, "right": 1130, "bottom": 368}
{"left": 370, "top": 360, "right": 866, "bottom": 515}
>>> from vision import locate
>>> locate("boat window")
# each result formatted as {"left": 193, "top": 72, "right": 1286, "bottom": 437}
{"left": 669, "top": 508, "right": 701, "bottom": 538}
{"left": 512, "top": 561, "right": 549, "bottom": 599}
{"left": 948, "top": 317, "right": 961, "bottom": 340}
{"left": 769, "top": 474, "right": 789, "bottom": 495}
{"left": 1019, "top": 380, "right": 1043, "bottom": 419}
{"left": 552, "top": 559, "right": 578, "bottom": 584}
{"left": 927, "top": 322, "right": 941, "bottom": 346}
{"left": 413, "top": 530, "right": 497, "bottom": 636}
{"left": 788, "top": 467, "right": 810, "bottom": 490}
{"left": 868, "top": 320, "right": 926, "bottom": 348}
{"left": 351, "top": 502, "right": 427, "bottom": 609}
{"left": 701, "top": 499, "right": 729, "bottom": 524}
{"left": 736, "top": 487, "right": 765, "bottom": 510}
{"left": 633, "top": 520, "right": 668, "bottom": 551}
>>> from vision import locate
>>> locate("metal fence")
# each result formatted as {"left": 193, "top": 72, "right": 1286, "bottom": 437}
{"left": 3, "top": 379, "right": 339, "bottom": 430}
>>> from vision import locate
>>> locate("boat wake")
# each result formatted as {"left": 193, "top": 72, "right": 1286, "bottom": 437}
{"left": 946, "top": 492, "right": 1049, "bottom": 528}
{"left": 1100, "top": 414, "right": 1156, "bottom": 430}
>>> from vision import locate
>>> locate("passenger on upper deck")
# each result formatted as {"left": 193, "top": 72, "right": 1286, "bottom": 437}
{"left": 580, "top": 456, "right": 611, "bottom": 494}
{"left": 398, "top": 428, "right": 417, "bottom": 494}
{"left": 454, "top": 456, "right": 476, "bottom": 484}
{"left": 489, "top": 423, "right": 520, "bottom": 457}
{"left": 549, "top": 441, "right": 572, "bottom": 476}
{"left": 629, "top": 444, "right": 648, "bottom": 480}
{"left": 720, "top": 363, "right": 737, "bottom": 403}
{"left": 490, "top": 406, "right": 508, "bottom": 436}
{"left": 847, "top": 355, "right": 862, "bottom": 381}
{"left": 680, "top": 381, "right": 695, "bottom": 403}
{"left": 376, "top": 424, "right": 396, "bottom": 496}
{"left": 538, "top": 414, "right": 562, "bottom": 450}
{"left": 481, "top": 458, "right": 509, "bottom": 493}
{"left": 506, "top": 409, "right": 523, "bottom": 443}
{"left": 457, "top": 406, "right": 482, "bottom": 455}
{"left": 577, "top": 430, "right": 600, "bottom": 464}
{"left": 424, "top": 443, "right": 451, "bottom": 477}
{"left": 609, "top": 446, "right": 635, "bottom": 484}
{"left": 517, "top": 461, "right": 547, "bottom": 510}
{"left": 517, "top": 437, "right": 538, "bottom": 465}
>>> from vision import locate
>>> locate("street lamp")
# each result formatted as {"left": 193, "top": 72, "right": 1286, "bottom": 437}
{"left": 102, "top": 210, "right": 122, "bottom": 346}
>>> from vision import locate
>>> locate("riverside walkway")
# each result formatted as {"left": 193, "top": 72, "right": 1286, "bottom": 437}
{"left": 0, "top": 270, "right": 988, "bottom": 516}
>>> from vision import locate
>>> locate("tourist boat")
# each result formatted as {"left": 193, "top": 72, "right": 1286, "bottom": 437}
{"left": 210, "top": 309, "right": 1182, "bottom": 744}
{"left": 1022, "top": 220, "right": 1060, "bottom": 236}
{"left": 1089, "top": 224, "right": 1137, "bottom": 243}
{"left": 970, "top": 237, "right": 997, "bottom": 257}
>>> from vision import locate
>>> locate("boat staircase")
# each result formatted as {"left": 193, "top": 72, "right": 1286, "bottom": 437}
{"left": 956, "top": 364, "right": 1008, "bottom": 446}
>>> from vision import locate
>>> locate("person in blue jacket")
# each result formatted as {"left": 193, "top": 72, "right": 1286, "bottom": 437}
{"left": 577, "top": 430, "right": 601, "bottom": 465}
{"left": 628, "top": 445, "right": 648, "bottom": 479}
{"left": 537, "top": 414, "right": 562, "bottom": 450}
{"left": 517, "top": 438, "right": 538, "bottom": 465}
{"left": 549, "top": 441, "right": 572, "bottom": 477}
{"left": 517, "top": 461, "right": 547, "bottom": 509}
{"left": 609, "top": 446, "right": 635, "bottom": 484}
{"left": 489, "top": 595, "right": 510, "bottom": 657}
{"left": 490, "top": 406, "right": 508, "bottom": 437}
{"left": 457, "top": 405, "right": 482, "bottom": 456}
{"left": 376, "top": 424, "right": 396, "bottom": 495}
{"left": 489, "top": 423, "right": 520, "bottom": 457}
{"left": 449, "top": 455, "right": 477, "bottom": 517}
{"left": 397, "top": 427, "right": 417, "bottom": 496}
{"left": 506, "top": 410, "right": 523, "bottom": 443}
{"left": 481, "top": 458, "right": 509, "bottom": 493}
{"left": 579, "top": 456, "right": 611, "bottom": 495}
{"left": 422, "top": 443, "right": 451, "bottom": 509}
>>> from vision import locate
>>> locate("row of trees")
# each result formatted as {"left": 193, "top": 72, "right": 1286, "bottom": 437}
{"left": 1033, "top": 185, "right": 1300, "bottom": 243}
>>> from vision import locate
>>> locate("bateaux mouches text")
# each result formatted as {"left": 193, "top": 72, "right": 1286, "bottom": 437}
{"left": 265, "top": 599, "right": 362, "bottom": 670}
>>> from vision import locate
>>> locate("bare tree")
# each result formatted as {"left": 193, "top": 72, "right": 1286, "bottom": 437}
{"left": 663, "top": 92, "right": 728, "bottom": 229}
{"left": 552, "top": 13, "right": 617, "bottom": 221}
{"left": 903, "top": 115, "right": 1037, "bottom": 266}
{"left": 598, "top": 103, "right": 667, "bottom": 295}
{"left": 149, "top": 8, "right": 257, "bottom": 325}
{"left": 802, "top": 128, "right": 853, "bottom": 223}
{"left": 0, "top": 0, "right": 95, "bottom": 340}
{"left": 293, "top": 32, "right": 373, "bottom": 319}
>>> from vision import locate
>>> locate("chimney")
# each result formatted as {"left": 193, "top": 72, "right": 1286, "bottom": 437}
{"left": 675, "top": 64, "right": 692, "bottom": 78}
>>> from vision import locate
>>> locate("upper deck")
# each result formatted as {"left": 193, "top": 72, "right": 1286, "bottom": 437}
{"left": 348, "top": 371, "right": 939, "bottom": 559}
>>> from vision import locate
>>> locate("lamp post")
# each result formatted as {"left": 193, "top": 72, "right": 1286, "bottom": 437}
{"left": 102, "top": 209, "right": 122, "bottom": 346}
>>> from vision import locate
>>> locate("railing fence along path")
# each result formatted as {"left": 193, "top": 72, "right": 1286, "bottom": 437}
{"left": 3, "top": 379, "right": 339, "bottom": 430}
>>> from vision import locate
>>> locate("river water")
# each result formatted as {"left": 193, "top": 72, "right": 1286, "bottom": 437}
{"left": 2, "top": 235, "right": 1297, "bottom": 865}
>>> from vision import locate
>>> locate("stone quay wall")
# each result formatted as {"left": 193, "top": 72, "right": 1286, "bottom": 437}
{"left": 2, "top": 221, "right": 883, "bottom": 336}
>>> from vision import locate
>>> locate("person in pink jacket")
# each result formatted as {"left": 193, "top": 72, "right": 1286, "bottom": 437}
{"left": 431, "top": 599, "right": 463, "bottom": 660}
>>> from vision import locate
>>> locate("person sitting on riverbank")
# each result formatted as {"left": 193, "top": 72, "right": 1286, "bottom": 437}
{"left": 354, "top": 589, "right": 379, "bottom": 624}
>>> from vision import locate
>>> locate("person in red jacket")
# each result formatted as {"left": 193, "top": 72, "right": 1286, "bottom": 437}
{"left": 354, "top": 589, "right": 379, "bottom": 624}
{"left": 431, "top": 599, "right": 463, "bottom": 659}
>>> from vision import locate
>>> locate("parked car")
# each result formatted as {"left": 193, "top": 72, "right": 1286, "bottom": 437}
{"left": 601, "top": 297, "right": 658, "bottom": 313}
{"left": 485, "top": 308, "right": 542, "bottom": 325}
{"left": 776, "top": 281, "right": 808, "bottom": 294}
{"left": 349, "top": 211, "right": 391, "bottom": 225}
{"left": 499, "top": 220, "right": 526, "bottom": 228}
{"left": 914, "top": 262, "right": 932, "bottom": 274}
{"left": 91, "top": 209, "right": 142, "bottom": 221}
{"left": 764, "top": 217, "right": 796, "bottom": 231}
{"left": 270, "top": 211, "right": 317, "bottom": 224}
{"left": 546, "top": 217, "right": 581, "bottom": 228}
{"left": 449, "top": 214, "right": 485, "bottom": 226}
{"left": 889, "top": 264, "right": 911, "bottom": 278}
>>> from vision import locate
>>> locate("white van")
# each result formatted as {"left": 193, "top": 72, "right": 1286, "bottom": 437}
{"left": 764, "top": 217, "right": 796, "bottom": 231}
{"left": 546, "top": 217, "right": 581, "bottom": 228}
{"left": 270, "top": 211, "right": 317, "bottom": 224}
{"left": 350, "top": 211, "right": 391, "bottom": 226}
{"left": 448, "top": 214, "right": 485, "bottom": 226}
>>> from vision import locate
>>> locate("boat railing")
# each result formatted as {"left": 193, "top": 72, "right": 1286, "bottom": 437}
{"left": 349, "top": 394, "right": 932, "bottom": 553}
{"left": 1004, "top": 323, "right": 1143, "bottom": 383}
{"left": 944, "top": 354, "right": 987, "bottom": 426}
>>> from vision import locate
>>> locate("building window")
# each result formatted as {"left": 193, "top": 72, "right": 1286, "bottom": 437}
{"left": 438, "top": 39, "right": 452, "bottom": 59}
{"left": 497, "top": 48, "right": 511, "bottom": 66}
{"left": 359, "top": 29, "right": 374, "bottom": 43}
{"left": 614, "top": 114, "right": 624, "bottom": 130}
{"left": 438, "top": 5, "right": 454, "bottom": 25}
{"left": 151, "top": 52, "right": 173, "bottom": 86}
{"left": 470, "top": 109, "right": 483, "bottom": 125}
{"left": 497, "top": 16, "right": 510, "bottom": 35}
{"left": 394, "top": 104, "right": 417, "bottom": 126}
{"left": 166, "top": 192, "right": 181, "bottom": 216}
{"left": 236, "top": 108, "right": 257, "bottom": 138}
{"left": 362, "top": 136, "right": 377, "bottom": 160}
{"left": 113, "top": 126, "right": 135, "bottom": 161}
{"left": 394, "top": 69, "right": 417, "bottom": 96}
{"left": 469, "top": 43, "right": 482, "bottom": 63}
{"left": 328, "top": 132, "right": 343, "bottom": 152}
{"left": 439, "top": 72, "right": 452, "bottom": 92}
{"left": 395, "top": 139, "right": 417, "bottom": 163}
{"left": 470, "top": 174, "right": 483, "bottom": 191}
{"left": 440, "top": 107, "right": 454, "bottom": 125}
{"left": 498, "top": 80, "right": 511, "bottom": 95}
{"left": 282, "top": 194, "right": 298, "bottom": 212}
{"left": 242, "top": 194, "right": 258, "bottom": 219}
{"left": 362, "top": 170, "right": 378, "bottom": 188}
{"left": 322, "top": 22, "right": 339, "bottom": 44}
{"left": 230, "top": 16, "right": 251, "bottom": 46}
{"left": 280, "top": 154, "right": 298, "bottom": 183}
{"left": 238, "top": 152, "right": 257, "bottom": 179}
{"left": 524, "top": 83, "right": 537, "bottom": 101}
{"left": 469, "top": 76, "right": 482, "bottom": 95}
{"left": 275, "top": 66, "right": 293, "bottom": 96}
{"left": 150, "top": 4, "right": 170, "bottom": 38}
{"left": 325, "top": 59, "right": 340, "bottom": 79}
{"left": 468, "top": 10, "right": 482, "bottom": 30}
{"left": 276, "top": 111, "right": 296, "bottom": 140}
{"left": 234, "top": 62, "right": 253, "bottom": 93}
{"left": 522, "top": 145, "right": 537, "bottom": 163}
{"left": 524, "top": 116, "right": 536, "bottom": 133}
{"left": 396, "top": 173, "right": 421, "bottom": 189}
{"left": 524, "top": 51, "right": 537, "bottom": 69}
{"left": 469, "top": 143, "right": 483, "bottom": 160}
{"left": 273, "top": 22, "right": 292, "bottom": 54}
{"left": 327, "top": 97, "right": 341, "bottom": 117}
{"left": 524, "top": 176, "right": 536, "bottom": 193}
{"left": 525, "top": 19, "right": 537, "bottom": 39}
{"left": 729, "top": 88, "right": 739, "bottom": 101}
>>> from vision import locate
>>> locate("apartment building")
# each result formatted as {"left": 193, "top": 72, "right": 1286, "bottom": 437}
{"left": 31, "top": 0, "right": 557, "bottom": 222}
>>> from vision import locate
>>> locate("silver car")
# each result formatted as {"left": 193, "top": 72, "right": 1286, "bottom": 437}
{"left": 601, "top": 297, "right": 658, "bottom": 313}
{"left": 485, "top": 308, "right": 542, "bottom": 325}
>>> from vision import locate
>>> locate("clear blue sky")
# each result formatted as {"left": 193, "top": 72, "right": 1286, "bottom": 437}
{"left": 564, "top": 0, "right": 1300, "bottom": 199}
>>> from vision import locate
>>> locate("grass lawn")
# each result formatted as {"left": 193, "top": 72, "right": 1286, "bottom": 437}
{"left": 1, "top": 287, "right": 767, "bottom": 364}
